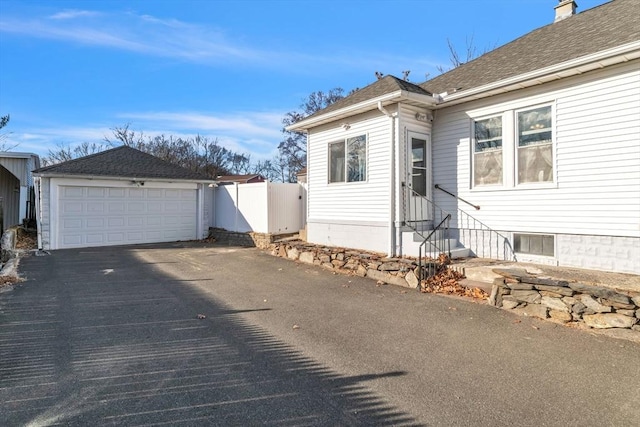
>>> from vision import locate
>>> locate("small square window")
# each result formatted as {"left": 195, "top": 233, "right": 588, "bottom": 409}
{"left": 514, "top": 233, "right": 554, "bottom": 257}
{"left": 329, "top": 135, "right": 367, "bottom": 183}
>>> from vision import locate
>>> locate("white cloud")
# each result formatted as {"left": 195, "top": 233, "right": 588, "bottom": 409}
{"left": 119, "top": 111, "right": 283, "bottom": 139}
{"left": 0, "top": 9, "right": 442, "bottom": 74}
{"left": 5, "top": 110, "right": 285, "bottom": 160}
{"left": 48, "top": 10, "right": 101, "bottom": 20}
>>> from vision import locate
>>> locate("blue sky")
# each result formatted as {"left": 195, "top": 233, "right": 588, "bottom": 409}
{"left": 0, "top": 0, "right": 604, "bottom": 161}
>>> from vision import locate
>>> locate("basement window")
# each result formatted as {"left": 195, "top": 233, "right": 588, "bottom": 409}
{"left": 514, "top": 233, "right": 555, "bottom": 257}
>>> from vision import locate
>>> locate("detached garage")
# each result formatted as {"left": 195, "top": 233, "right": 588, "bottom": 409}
{"left": 33, "top": 146, "right": 213, "bottom": 250}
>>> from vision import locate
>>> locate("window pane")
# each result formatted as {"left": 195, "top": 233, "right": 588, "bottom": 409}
{"left": 329, "top": 142, "right": 345, "bottom": 183}
{"left": 412, "top": 138, "right": 426, "bottom": 196}
{"left": 474, "top": 117, "right": 502, "bottom": 152}
{"left": 474, "top": 151, "right": 503, "bottom": 186}
{"left": 530, "top": 235, "right": 543, "bottom": 255}
{"left": 474, "top": 116, "right": 502, "bottom": 187}
{"left": 518, "top": 144, "right": 553, "bottom": 183}
{"left": 518, "top": 106, "right": 552, "bottom": 147}
{"left": 347, "top": 135, "right": 366, "bottom": 182}
{"left": 514, "top": 233, "right": 555, "bottom": 257}
{"left": 542, "top": 235, "right": 555, "bottom": 257}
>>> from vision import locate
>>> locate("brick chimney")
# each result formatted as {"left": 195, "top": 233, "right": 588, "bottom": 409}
{"left": 555, "top": 0, "right": 578, "bottom": 22}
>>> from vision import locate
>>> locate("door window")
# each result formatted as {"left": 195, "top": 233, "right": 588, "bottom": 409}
{"left": 411, "top": 138, "right": 427, "bottom": 196}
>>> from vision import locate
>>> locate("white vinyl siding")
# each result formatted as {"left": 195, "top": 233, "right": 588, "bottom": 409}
{"left": 307, "top": 108, "right": 393, "bottom": 223}
{"left": 431, "top": 60, "right": 640, "bottom": 238}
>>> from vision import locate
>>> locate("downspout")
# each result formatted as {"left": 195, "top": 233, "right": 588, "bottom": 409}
{"left": 196, "top": 183, "right": 204, "bottom": 239}
{"left": 378, "top": 101, "right": 396, "bottom": 257}
{"left": 33, "top": 177, "right": 43, "bottom": 250}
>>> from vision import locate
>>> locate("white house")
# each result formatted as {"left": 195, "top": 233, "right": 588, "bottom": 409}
{"left": 33, "top": 146, "right": 214, "bottom": 250}
{"left": 287, "top": 0, "right": 640, "bottom": 274}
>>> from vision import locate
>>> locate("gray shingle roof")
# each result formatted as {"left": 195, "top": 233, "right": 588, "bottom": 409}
{"left": 34, "top": 146, "right": 211, "bottom": 181}
{"left": 302, "top": 75, "right": 432, "bottom": 122}
{"left": 420, "top": 0, "right": 640, "bottom": 95}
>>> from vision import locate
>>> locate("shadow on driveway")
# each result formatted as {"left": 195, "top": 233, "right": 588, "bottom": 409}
{"left": 1, "top": 245, "right": 417, "bottom": 426}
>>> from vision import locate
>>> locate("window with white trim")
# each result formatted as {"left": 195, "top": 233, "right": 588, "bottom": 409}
{"left": 329, "top": 135, "right": 367, "bottom": 183}
{"left": 517, "top": 106, "right": 553, "bottom": 184}
{"left": 471, "top": 103, "right": 554, "bottom": 189}
{"left": 473, "top": 116, "right": 503, "bottom": 186}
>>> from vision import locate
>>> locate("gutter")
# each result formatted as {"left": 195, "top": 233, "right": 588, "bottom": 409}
{"left": 377, "top": 101, "right": 397, "bottom": 258}
{"left": 288, "top": 90, "right": 437, "bottom": 132}
{"left": 32, "top": 173, "right": 215, "bottom": 184}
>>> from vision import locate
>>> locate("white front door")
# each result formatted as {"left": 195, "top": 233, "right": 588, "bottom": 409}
{"left": 406, "top": 132, "right": 431, "bottom": 224}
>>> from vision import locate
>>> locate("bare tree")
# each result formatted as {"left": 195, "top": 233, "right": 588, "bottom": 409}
{"left": 43, "top": 141, "right": 106, "bottom": 165}
{"left": 43, "top": 124, "right": 254, "bottom": 179}
{"left": 0, "top": 114, "right": 18, "bottom": 151}
{"left": 436, "top": 35, "right": 496, "bottom": 74}
{"left": 278, "top": 88, "right": 344, "bottom": 182}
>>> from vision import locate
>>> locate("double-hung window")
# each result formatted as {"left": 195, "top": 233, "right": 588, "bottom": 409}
{"left": 473, "top": 116, "right": 503, "bottom": 186}
{"left": 517, "top": 106, "right": 553, "bottom": 184}
{"left": 472, "top": 104, "right": 554, "bottom": 189}
{"left": 329, "top": 135, "right": 367, "bottom": 183}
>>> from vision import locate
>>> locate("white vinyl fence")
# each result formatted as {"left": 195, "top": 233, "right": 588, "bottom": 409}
{"left": 213, "top": 182, "right": 303, "bottom": 234}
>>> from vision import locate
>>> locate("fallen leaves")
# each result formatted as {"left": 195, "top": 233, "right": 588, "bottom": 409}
{"left": 420, "top": 257, "right": 489, "bottom": 300}
{"left": 0, "top": 276, "right": 20, "bottom": 287}
{"left": 15, "top": 227, "right": 37, "bottom": 250}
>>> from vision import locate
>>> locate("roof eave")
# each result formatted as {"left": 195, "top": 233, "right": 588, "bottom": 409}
{"left": 436, "top": 41, "right": 640, "bottom": 108}
{"left": 0, "top": 152, "right": 40, "bottom": 159}
{"left": 286, "top": 90, "right": 438, "bottom": 132}
{"left": 32, "top": 172, "right": 215, "bottom": 183}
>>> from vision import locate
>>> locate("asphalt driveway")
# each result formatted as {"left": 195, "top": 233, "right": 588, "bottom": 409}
{"left": 1, "top": 243, "right": 639, "bottom": 426}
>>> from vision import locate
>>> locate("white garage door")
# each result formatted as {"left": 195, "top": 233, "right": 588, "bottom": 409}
{"left": 57, "top": 185, "right": 197, "bottom": 249}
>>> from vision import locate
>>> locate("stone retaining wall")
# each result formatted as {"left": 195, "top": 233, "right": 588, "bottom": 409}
{"left": 489, "top": 269, "right": 640, "bottom": 331}
{"left": 269, "top": 240, "right": 422, "bottom": 288}
{"left": 208, "top": 228, "right": 297, "bottom": 250}
{"left": 1, "top": 226, "right": 17, "bottom": 263}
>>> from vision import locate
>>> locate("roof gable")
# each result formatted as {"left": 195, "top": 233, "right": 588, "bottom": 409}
{"left": 288, "top": 75, "right": 433, "bottom": 130}
{"left": 302, "top": 75, "right": 432, "bottom": 121}
{"left": 33, "top": 146, "right": 211, "bottom": 181}
{"left": 420, "top": 0, "right": 640, "bottom": 95}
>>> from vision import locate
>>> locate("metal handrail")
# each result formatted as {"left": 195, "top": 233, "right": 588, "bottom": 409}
{"left": 403, "top": 183, "right": 517, "bottom": 282}
{"left": 455, "top": 208, "right": 517, "bottom": 262}
{"left": 434, "top": 184, "right": 480, "bottom": 210}
{"left": 418, "top": 214, "right": 451, "bottom": 282}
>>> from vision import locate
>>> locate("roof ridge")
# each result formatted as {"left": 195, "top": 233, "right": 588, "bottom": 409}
{"left": 34, "top": 145, "right": 211, "bottom": 181}
{"left": 419, "top": 0, "right": 637, "bottom": 95}
{"left": 419, "top": 0, "right": 617, "bottom": 89}
{"left": 36, "top": 145, "right": 128, "bottom": 172}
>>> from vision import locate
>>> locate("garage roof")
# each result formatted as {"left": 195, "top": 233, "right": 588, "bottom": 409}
{"left": 33, "top": 146, "right": 212, "bottom": 181}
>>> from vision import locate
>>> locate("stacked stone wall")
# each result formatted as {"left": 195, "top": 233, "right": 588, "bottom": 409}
{"left": 489, "top": 269, "right": 640, "bottom": 331}
{"left": 208, "top": 228, "right": 297, "bottom": 250}
{"left": 269, "top": 240, "right": 422, "bottom": 288}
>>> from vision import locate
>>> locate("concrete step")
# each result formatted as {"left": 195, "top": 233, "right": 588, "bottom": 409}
{"left": 458, "top": 278, "right": 493, "bottom": 294}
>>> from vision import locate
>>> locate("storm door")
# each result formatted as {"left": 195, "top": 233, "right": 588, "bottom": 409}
{"left": 406, "top": 132, "right": 431, "bottom": 225}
